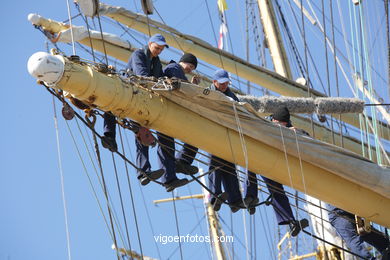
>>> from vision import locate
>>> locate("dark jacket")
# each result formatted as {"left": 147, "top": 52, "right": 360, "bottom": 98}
{"left": 127, "top": 46, "right": 163, "bottom": 77}
{"left": 163, "top": 61, "right": 187, "bottom": 80}
{"left": 210, "top": 83, "right": 240, "bottom": 102}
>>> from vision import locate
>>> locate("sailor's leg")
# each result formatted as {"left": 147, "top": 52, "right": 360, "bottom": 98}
{"left": 361, "top": 226, "right": 389, "bottom": 253}
{"left": 101, "top": 112, "right": 118, "bottom": 152}
{"left": 244, "top": 171, "right": 258, "bottom": 199}
{"left": 262, "top": 176, "right": 295, "bottom": 225}
{"left": 103, "top": 112, "right": 116, "bottom": 138}
{"left": 177, "top": 143, "right": 198, "bottom": 165}
{"left": 219, "top": 160, "right": 242, "bottom": 204}
{"left": 135, "top": 134, "right": 151, "bottom": 178}
{"left": 208, "top": 155, "right": 223, "bottom": 203}
{"left": 157, "top": 132, "right": 176, "bottom": 184}
{"left": 328, "top": 210, "right": 372, "bottom": 259}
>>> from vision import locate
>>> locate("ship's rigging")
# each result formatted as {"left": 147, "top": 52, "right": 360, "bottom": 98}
{"left": 26, "top": 1, "right": 387, "bottom": 255}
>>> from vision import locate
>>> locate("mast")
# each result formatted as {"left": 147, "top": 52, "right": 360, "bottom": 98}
{"left": 257, "top": 0, "right": 293, "bottom": 80}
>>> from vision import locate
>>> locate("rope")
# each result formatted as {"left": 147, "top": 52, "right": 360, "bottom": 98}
{"left": 65, "top": 0, "right": 76, "bottom": 55}
{"left": 203, "top": 0, "right": 225, "bottom": 68}
{"left": 117, "top": 128, "right": 145, "bottom": 258}
{"left": 87, "top": 117, "right": 120, "bottom": 260}
{"left": 172, "top": 191, "right": 184, "bottom": 260}
{"left": 110, "top": 153, "right": 133, "bottom": 253}
{"left": 52, "top": 97, "right": 72, "bottom": 260}
{"left": 69, "top": 119, "right": 117, "bottom": 241}
{"left": 321, "top": 0, "right": 336, "bottom": 145}
{"left": 95, "top": 12, "right": 110, "bottom": 65}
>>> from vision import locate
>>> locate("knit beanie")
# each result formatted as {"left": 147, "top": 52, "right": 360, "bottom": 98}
{"left": 272, "top": 106, "right": 290, "bottom": 123}
{"left": 179, "top": 53, "right": 198, "bottom": 69}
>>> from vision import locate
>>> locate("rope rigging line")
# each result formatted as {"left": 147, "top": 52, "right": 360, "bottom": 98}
{"left": 165, "top": 215, "right": 207, "bottom": 260}
{"left": 117, "top": 128, "right": 146, "bottom": 258}
{"left": 203, "top": 0, "right": 225, "bottom": 69}
{"left": 65, "top": 119, "right": 127, "bottom": 246}
{"left": 172, "top": 191, "right": 184, "bottom": 260}
{"left": 52, "top": 97, "right": 72, "bottom": 260}
{"left": 65, "top": 0, "right": 76, "bottom": 55}
{"left": 185, "top": 185, "right": 212, "bottom": 259}
{"left": 50, "top": 89, "right": 150, "bottom": 256}
{"left": 110, "top": 153, "right": 133, "bottom": 254}
{"left": 75, "top": 5, "right": 96, "bottom": 62}
{"left": 67, "top": 105, "right": 143, "bottom": 256}
{"left": 321, "top": 0, "right": 336, "bottom": 145}
{"left": 85, "top": 116, "right": 121, "bottom": 260}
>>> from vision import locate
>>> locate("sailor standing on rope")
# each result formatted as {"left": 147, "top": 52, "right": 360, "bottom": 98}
{"left": 328, "top": 205, "right": 389, "bottom": 259}
{"left": 101, "top": 34, "right": 169, "bottom": 186}
{"left": 158, "top": 53, "right": 200, "bottom": 192}
{"left": 207, "top": 69, "right": 244, "bottom": 213}
{"left": 246, "top": 106, "right": 308, "bottom": 237}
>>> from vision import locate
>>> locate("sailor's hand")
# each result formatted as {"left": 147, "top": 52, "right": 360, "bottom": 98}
{"left": 191, "top": 75, "right": 201, "bottom": 85}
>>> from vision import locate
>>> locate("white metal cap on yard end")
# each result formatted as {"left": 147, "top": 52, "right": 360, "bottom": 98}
{"left": 27, "top": 52, "right": 65, "bottom": 86}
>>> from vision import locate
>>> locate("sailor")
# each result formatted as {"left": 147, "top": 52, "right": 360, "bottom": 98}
{"left": 207, "top": 69, "right": 244, "bottom": 213}
{"left": 244, "top": 106, "right": 308, "bottom": 236}
{"left": 157, "top": 53, "right": 201, "bottom": 192}
{"left": 101, "top": 34, "right": 169, "bottom": 187}
{"left": 328, "top": 205, "right": 389, "bottom": 259}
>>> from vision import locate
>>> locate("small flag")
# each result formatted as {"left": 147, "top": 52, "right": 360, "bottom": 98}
{"left": 217, "top": 0, "right": 228, "bottom": 13}
{"left": 218, "top": 23, "right": 228, "bottom": 49}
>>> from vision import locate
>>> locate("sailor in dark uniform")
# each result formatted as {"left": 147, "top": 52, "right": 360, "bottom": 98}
{"left": 245, "top": 106, "right": 308, "bottom": 236}
{"left": 207, "top": 69, "right": 244, "bottom": 212}
{"left": 101, "top": 34, "right": 169, "bottom": 187}
{"left": 328, "top": 205, "right": 389, "bottom": 259}
{"left": 158, "top": 53, "right": 200, "bottom": 191}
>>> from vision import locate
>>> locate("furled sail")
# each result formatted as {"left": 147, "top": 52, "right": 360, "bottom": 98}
{"left": 28, "top": 52, "right": 390, "bottom": 227}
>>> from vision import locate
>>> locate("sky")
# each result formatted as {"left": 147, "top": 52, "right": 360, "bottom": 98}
{"left": 1, "top": 0, "right": 389, "bottom": 260}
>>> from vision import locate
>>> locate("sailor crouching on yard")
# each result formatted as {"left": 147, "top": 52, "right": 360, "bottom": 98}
{"left": 101, "top": 34, "right": 168, "bottom": 187}
{"left": 207, "top": 69, "right": 245, "bottom": 213}
{"left": 249, "top": 106, "right": 308, "bottom": 237}
{"left": 158, "top": 53, "right": 201, "bottom": 192}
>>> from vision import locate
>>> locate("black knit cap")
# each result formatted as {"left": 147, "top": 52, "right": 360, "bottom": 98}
{"left": 272, "top": 106, "right": 290, "bottom": 123}
{"left": 179, "top": 53, "right": 198, "bottom": 69}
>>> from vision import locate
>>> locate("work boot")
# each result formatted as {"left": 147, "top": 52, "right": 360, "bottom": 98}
{"left": 248, "top": 207, "right": 256, "bottom": 215}
{"left": 211, "top": 192, "right": 228, "bottom": 212}
{"left": 101, "top": 135, "right": 118, "bottom": 152}
{"left": 138, "top": 169, "right": 165, "bottom": 186}
{"left": 244, "top": 196, "right": 259, "bottom": 215}
{"left": 165, "top": 178, "right": 189, "bottom": 192}
{"left": 230, "top": 200, "right": 245, "bottom": 213}
{"left": 244, "top": 196, "right": 259, "bottom": 208}
{"left": 289, "top": 218, "right": 309, "bottom": 237}
{"left": 175, "top": 160, "right": 198, "bottom": 175}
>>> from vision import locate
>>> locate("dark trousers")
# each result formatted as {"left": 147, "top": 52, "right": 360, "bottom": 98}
{"left": 103, "top": 112, "right": 116, "bottom": 138}
{"left": 329, "top": 208, "right": 389, "bottom": 259}
{"left": 262, "top": 176, "right": 295, "bottom": 225}
{"left": 244, "top": 171, "right": 258, "bottom": 198}
{"left": 176, "top": 143, "right": 198, "bottom": 165}
{"left": 156, "top": 133, "right": 176, "bottom": 184}
{"left": 135, "top": 132, "right": 176, "bottom": 184}
{"left": 208, "top": 155, "right": 242, "bottom": 204}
